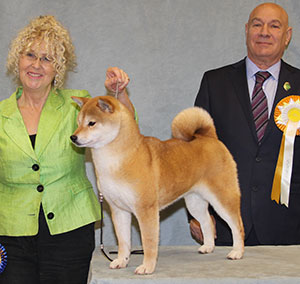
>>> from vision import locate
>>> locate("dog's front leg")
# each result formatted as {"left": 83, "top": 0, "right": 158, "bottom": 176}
{"left": 134, "top": 206, "right": 159, "bottom": 275}
{"left": 109, "top": 206, "right": 132, "bottom": 269}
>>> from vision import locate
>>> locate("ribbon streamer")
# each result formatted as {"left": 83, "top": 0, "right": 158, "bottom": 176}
{"left": 0, "top": 243, "right": 7, "bottom": 274}
{"left": 271, "top": 96, "right": 300, "bottom": 207}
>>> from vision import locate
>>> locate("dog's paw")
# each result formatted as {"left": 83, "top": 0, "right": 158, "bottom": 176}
{"left": 134, "top": 264, "right": 155, "bottom": 275}
{"left": 198, "top": 244, "right": 214, "bottom": 254}
{"left": 227, "top": 249, "right": 244, "bottom": 260}
{"left": 109, "top": 258, "right": 129, "bottom": 269}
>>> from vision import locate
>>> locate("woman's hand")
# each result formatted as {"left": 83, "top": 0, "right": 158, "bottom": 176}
{"left": 105, "top": 66, "right": 135, "bottom": 116}
{"left": 105, "top": 67, "right": 130, "bottom": 95}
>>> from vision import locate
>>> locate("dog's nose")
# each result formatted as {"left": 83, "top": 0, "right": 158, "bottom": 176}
{"left": 70, "top": 135, "right": 78, "bottom": 142}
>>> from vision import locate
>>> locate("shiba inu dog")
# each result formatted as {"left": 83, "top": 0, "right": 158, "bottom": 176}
{"left": 70, "top": 95, "right": 244, "bottom": 275}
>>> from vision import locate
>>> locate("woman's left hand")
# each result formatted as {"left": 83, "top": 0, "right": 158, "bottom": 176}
{"left": 105, "top": 67, "right": 130, "bottom": 95}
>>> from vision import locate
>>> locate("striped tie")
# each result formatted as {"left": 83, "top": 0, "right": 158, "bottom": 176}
{"left": 251, "top": 71, "right": 271, "bottom": 142}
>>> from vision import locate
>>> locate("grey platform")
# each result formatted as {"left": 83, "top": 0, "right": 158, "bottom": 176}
{"left": 89, "top": 245, "right": 300, "bottom": 283}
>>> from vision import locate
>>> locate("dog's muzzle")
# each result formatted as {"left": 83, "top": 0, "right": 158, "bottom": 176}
{"left": 70, "top": 135, "right": 79, "bottom": 144}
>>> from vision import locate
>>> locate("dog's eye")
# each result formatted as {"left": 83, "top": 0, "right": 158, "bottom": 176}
{"left": 88, "top": 121, "right": 96, "bottom": 126}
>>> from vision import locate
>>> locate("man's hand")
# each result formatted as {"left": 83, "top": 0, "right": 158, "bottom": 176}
{"left": 190, "top": 216, "right": 216, "bottom": 244}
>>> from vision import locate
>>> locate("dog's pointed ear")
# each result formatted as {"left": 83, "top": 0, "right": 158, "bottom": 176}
{"left": 97, "top": 99, "right": 114, "bottom": 113}
{"left": 72, "top": 96, "right": 89, "bottom": 108}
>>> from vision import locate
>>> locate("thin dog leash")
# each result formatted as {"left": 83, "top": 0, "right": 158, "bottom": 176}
{"left": 114, "top": 81, "right": 119, "bottom": 98}
{"left": 99, "top": 193, "right": 144, "bottom": 262}
{"left": 99, "top": 80, "right": 143, "bottom": 261}
{"left": 98, "top": 80, "right": 118, "bottom": 261}
{"left": 99, "top": 193, "right": 113, "bottom": 261}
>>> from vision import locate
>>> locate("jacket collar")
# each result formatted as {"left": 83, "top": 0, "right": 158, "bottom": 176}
{"left": 2, "top": 87, "right": 65, "bottom": 160}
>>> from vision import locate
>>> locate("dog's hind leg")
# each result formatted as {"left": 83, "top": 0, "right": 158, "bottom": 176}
{"left": 225, "top": 213, "right": 244, "bottom": 260}
{"left": 204, "top": 189, "right": 244, "bottom": 260}
{"left": 109, "top": 206, "right": 132, "bottom": 269}
{"left": 134, "top": 205, "right": 159, "bottom": 275}
{"left": 185, "top": 191, "right": 215, "bottom": 254}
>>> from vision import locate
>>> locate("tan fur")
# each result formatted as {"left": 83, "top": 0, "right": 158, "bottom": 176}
{"left": 71, "top": 96, "right": 245, "bottom": 275}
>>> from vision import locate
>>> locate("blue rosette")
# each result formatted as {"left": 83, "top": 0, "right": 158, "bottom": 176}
{"left": 0, "top": 243, "right": 7, "bottom": 273}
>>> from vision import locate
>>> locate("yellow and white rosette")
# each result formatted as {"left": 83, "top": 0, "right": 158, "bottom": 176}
{"left": 271, "top": 95, "right": 300, "bottom": 207}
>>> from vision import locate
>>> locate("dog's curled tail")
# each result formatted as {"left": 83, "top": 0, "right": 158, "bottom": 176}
{"left": 171, "top": 107, "right": 217, "bottom": 141}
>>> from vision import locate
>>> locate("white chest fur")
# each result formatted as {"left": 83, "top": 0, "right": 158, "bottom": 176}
{"left": 92, "top": 149, "right": 136, "bottom": 213}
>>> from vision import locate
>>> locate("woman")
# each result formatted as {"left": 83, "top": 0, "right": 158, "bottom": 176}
{"left": 0, "top": 15, "right": 132, "bottom": 283}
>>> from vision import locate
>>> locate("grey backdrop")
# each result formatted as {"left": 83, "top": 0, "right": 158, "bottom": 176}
{"left": 1, "top": 0, "right": 300, "bottom": 247}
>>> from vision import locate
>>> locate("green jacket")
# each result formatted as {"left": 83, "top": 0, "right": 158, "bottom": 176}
{"left": 0, "top": 87, "right": 101, "bottom": 236}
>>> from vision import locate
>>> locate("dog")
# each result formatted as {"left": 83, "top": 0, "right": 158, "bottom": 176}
{"left": 70, "top": 95, "right": 244, "bottom": 275}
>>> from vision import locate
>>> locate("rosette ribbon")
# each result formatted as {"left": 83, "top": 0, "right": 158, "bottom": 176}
{"left": 271, "top": 96, "right": 300, "bottom": 207}
{"left": 0, "top": 243, "right": 7, "bottom": 273}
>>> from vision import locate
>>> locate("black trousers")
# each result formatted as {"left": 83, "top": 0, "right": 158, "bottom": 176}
{"left": 0, "top": 207, "right": 95, "bottom": 284}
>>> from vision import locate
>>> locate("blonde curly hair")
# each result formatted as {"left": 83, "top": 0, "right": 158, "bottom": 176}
{"left": 6, "top": 15, "right": 76, "bottom": 89}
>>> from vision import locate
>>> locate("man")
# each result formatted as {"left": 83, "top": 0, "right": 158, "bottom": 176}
{"left": 190, "top": 2, "right": 300, "bottom": 246}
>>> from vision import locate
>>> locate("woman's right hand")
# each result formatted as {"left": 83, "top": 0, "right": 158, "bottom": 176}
{"left": 104, "top": 67, "right": 130, "bottom": 95}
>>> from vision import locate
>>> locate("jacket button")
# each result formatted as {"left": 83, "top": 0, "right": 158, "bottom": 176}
{"left": 37, "top": 185, "right": 44, "bottom": 192}
{"left": 32, "top": 164, "right": 40, "bottom": 171}
{"left": 255, "top": 157, "right": 262, "bottom": 162}
{"left": 47, "top": 212, "right": 54, "bottom": 220}
{"left": 252, "top": 186, "right": 258, "bottom": 192}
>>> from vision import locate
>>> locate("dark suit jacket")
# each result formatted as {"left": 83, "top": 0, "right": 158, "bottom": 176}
{"left": 194, "top": 58, "right": 300, "bottom": 245}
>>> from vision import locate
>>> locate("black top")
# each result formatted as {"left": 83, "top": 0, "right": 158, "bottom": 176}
{"left": 29, "top": 134, "right": 36, "bottom": 149}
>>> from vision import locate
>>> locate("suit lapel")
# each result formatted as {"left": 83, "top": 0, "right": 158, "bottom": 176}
{"left": 229, "top": 59, "right": 258, "bottom": 141}
{"left": 270, "top": 61, "right": 295, "bottom": 115}
{"left": 2, "top": 90, "right": 37, "bottom": 159}
{"left": 35, "top": 90, "right": 64, "bottom": 158}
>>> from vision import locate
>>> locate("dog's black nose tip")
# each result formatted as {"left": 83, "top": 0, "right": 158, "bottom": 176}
{"left": 70, "top": 135, "right": 77, "bottom": 142}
